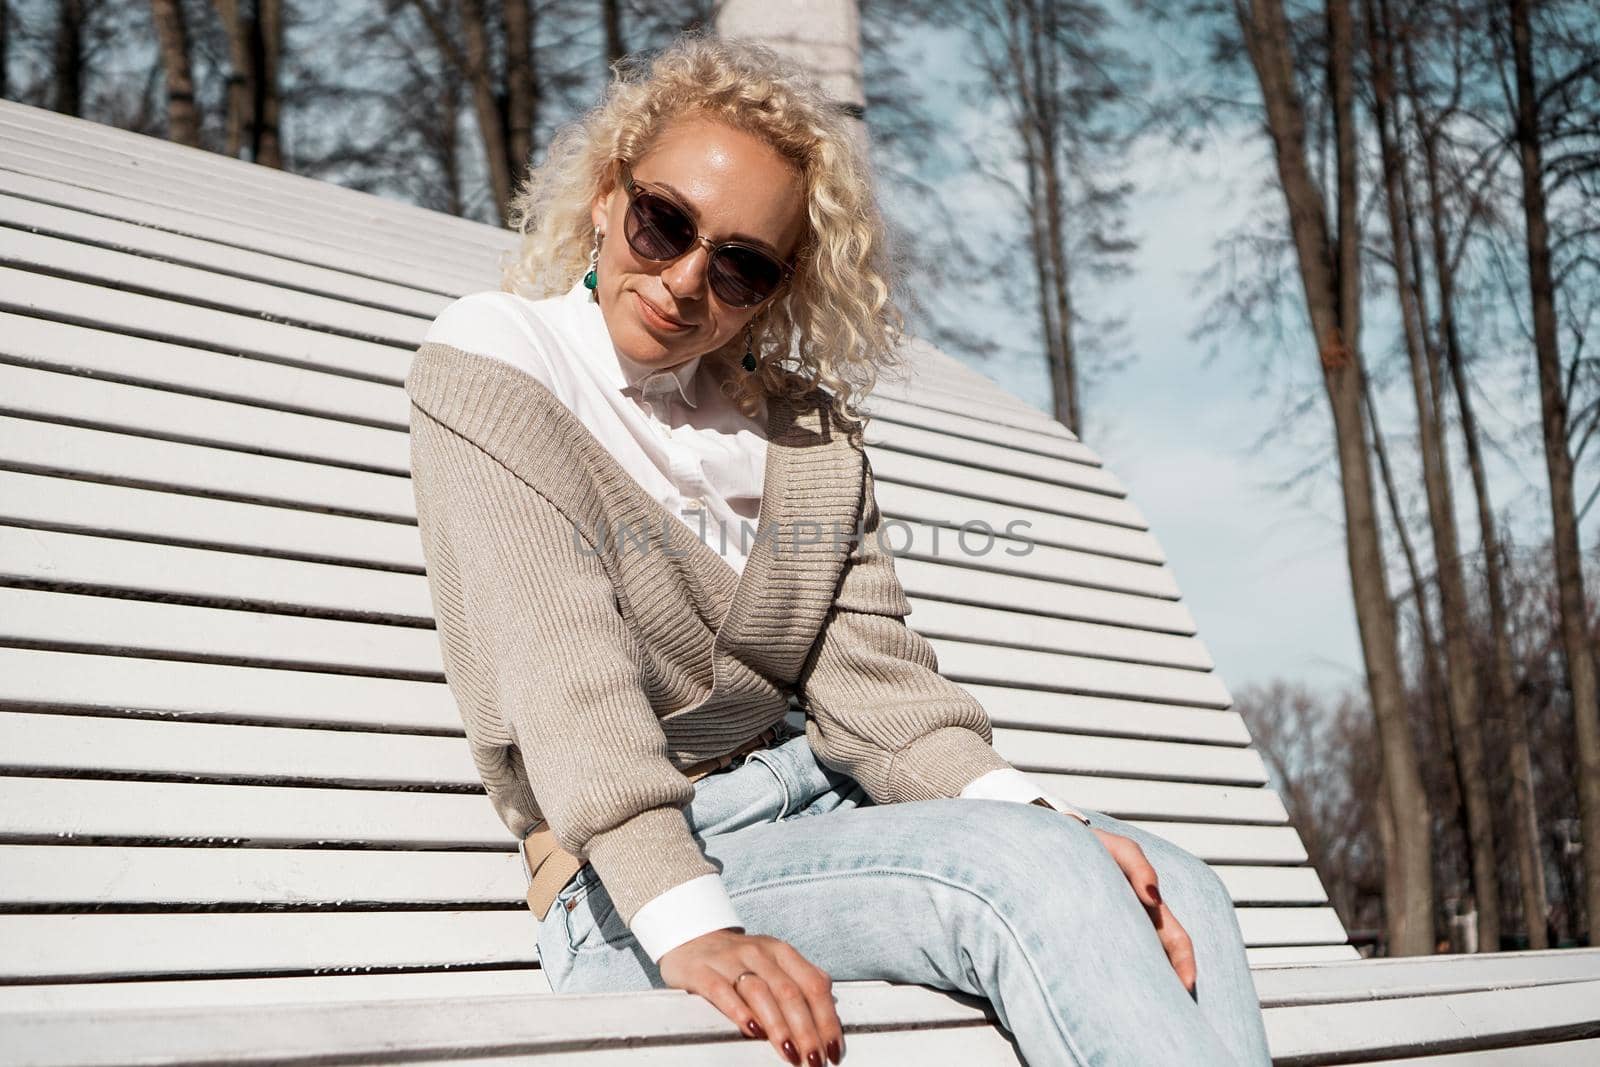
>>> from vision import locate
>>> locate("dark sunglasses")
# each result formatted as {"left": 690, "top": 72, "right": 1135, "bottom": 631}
{"left": 614, "top": 158, "right": 796, "bottom": 308}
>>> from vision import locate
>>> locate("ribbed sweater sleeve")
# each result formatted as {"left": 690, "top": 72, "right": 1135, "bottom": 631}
{"left": 797, "top": 456, "right": 1015, "bottom": 803}
{"left": 408, "top": 405, "right": 719, "bottom": 925}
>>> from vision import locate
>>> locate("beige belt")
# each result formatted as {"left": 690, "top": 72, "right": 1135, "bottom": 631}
{"left": 519, "top": 724, "right": 785, "bottom": 921}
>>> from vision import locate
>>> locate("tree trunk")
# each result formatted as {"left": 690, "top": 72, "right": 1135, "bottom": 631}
{"left": 503, "top": 0, "right": 537, "bottom": 189}
{"left": 1366, "top": 0, "right": 1498, "bottom": 950}
{"left": 212, "top": 0, "right": 252, "bottom": 159}
{"left": 601, "top": 0, "right": 625, "bottom": 66}
{"left": 1394, "top": 3, "right": 1546, "bottom": 949}
{"left": 150, "top": 0, "right": 202, "bottom": 146}
{"left": 460, "top": 0, "right": 513, "bottom": 224}
{"left": 1506, "top": 0, "right": 1600, "bottom": 946}
{"left": 1236, "top": 0, "right": 1435, "bottom": 954}
{"left": 254, "top": 0, "right": 283, "bottom": 168}
{"left": 51, "top": 0, "right": 85, "bottom": 117}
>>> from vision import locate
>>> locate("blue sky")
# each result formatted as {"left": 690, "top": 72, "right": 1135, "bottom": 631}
{"left": 876, "top": 14, "right": 1594, "bottom": 699}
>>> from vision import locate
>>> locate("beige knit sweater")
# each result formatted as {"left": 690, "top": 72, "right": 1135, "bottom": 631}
{"left": 406, "top": 341, "right": 1015, "bottom": 924}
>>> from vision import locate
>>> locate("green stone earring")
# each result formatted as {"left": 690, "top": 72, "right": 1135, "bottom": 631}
{"left": 584, "top": 229, "right": 601, "bottom": 298}
{"left": 741, "top": 323, "right": 757, "bottom": 372}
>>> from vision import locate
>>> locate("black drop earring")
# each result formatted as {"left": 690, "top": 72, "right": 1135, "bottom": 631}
{"left": 742, "top": 323, "right": 758, "bottom": 372}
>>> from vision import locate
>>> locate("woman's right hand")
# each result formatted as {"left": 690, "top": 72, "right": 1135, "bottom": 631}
{"left": 658, "top": 927, "right": 844, "bottom": 1065}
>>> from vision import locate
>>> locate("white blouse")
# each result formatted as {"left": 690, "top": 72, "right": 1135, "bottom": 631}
{"left": 423, "top": 277, "right": 1090, "bottom": 963}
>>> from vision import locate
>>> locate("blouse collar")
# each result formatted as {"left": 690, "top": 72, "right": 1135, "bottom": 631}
{"left": 565, "top": 277, "right": 701, "bottom": 409}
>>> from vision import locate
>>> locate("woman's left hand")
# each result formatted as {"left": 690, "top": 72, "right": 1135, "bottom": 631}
{"left": 1090, "top": 827, "right": 1197, "bottom": 993}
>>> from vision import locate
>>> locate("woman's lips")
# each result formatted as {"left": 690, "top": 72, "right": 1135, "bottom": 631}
{"left": 635, "top": 291, "right": 691, "bottom": 332}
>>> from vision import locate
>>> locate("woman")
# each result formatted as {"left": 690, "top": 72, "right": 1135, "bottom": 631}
{"left": 407, "top": 31, "right": 1274, "bottom": 1067}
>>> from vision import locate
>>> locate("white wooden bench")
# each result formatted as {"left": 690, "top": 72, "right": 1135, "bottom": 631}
{"left": 2, "top": 97, "right": 1598, "bottom": 1064}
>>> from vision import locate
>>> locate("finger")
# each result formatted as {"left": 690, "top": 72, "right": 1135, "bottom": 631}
{"left": 692, "top": 966, "right": 771, "bottom": 1043}
{"left": 1104, "top": 833, "right": 1163, "bottom": 910}
{"left": 1151, "top": 902, "right": 1198, "bottom": 992}
{"left": 721, "top": 967, "right": 799, "bottom": 1064}
{"left": 771, "top": 939, "right": 843, "bottom": 1062}
{"left": 746, "top": 951, "right": 825, "bottom": 1066}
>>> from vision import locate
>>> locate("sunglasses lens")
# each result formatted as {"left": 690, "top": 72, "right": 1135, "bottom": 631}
{"left": 625, "top": 190, "right": 695, "bottom": 261}
{"left": 709, "top": 247, "right": 784, "bottom": 307}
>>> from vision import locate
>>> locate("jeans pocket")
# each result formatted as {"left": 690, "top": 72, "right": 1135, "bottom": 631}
{"left": 561, "top": 870, "right": 637, "bottom": 955}
{"left": 742, "top": 748, "right": 793, "bottom": 820}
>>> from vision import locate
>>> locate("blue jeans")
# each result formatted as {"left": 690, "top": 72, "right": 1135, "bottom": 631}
{"left": 535, "top": 726, "right": 1274, "bottom": 1066}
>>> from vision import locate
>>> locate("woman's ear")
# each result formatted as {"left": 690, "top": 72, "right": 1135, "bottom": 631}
{"left": 590, "top": 159, "right": 617, "bottom": 232}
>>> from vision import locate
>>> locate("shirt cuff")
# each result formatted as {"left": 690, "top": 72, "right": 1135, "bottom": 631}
{"left": 627, "top": 873, "right": 744, "bottom": 963}
{"left": 959, "top": 767, "right": 1092, "bottom": 825}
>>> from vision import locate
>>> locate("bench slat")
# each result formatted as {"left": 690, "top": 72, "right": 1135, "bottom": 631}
{"left": 0, "top": 587, "right": 1229, "bottom": 707}
{"left": 0, "top": 649, "right": 1245, "bottom": 752}
{"left": 0, "top": 712, "right": 1267, "bottom": 795}
{"left": 0, "top": 525, "right": 1203, "bottom": 661}
{"left": 0, "top": 907, "right": 1340, "bottom": 983}
{"left": 0, "top": 169, "right": 484, "bottom": 308}
{"left": 0, "top": 844, "right": 1322, "bottom": 908}
{"left": 0, "top": 777, "right": 1310, "bottom": 861}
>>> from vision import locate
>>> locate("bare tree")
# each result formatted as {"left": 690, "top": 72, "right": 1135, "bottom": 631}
{"left": 1502, "top": 0, "right": 1600, "bottom": 946}
{"left": 1230, "top": 0, "right": 1435, "bottom": 954}
{"left": 1364, "top": 0, "right": 1498, "bottom": 951}
{"left": 962, "top": 0, "right": 1145, "bottom": 437}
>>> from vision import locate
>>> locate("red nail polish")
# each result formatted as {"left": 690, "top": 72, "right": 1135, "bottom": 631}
{"left": 783, "top": 1039, "right": 800, "bottom": 1065}
{"left": 747, "top": 1019, "right": 766, "bottom": 1039}
{"left": 1149, "top": 883, "right": 1162, "bottom": 904}
{"left": 827, "top": 1039, "right": 842, "bottom": 1063}
{"left": 808, "top": 1052, "right": 822, "bottom": 1067}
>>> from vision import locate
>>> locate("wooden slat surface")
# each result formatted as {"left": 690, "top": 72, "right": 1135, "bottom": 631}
{"left": 0, "top": 844, "right": 1327, "bottom": 909}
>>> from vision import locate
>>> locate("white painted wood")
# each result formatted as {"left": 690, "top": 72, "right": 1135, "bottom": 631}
{"left": 0, "top": 471, "right": 423, "bottom": 571}
{"left": 0, "top": 524, "right": 1191, "bottom": 644}
{"left": 0, "top": 777, "right": 1311, "bottom": 864}
{"left": 0, "top": 169, "right": 481, "bottom": 311}
{"left": 1361, "top": 1039, "right": 1600, "bottom": 1065}
{"left": 0, "top": 711, "right": 1262, "bottom": 804}
{"left": 875, "top": 480, "right": 1166, "bottom": 561}
{"left": 0, "top": 526, "right": 433, "bottom": 621}
{"left": 0, "top": 845, "right": 524, "bottom": 906}
{"left": 0, "top": 207, "right": 427, "bottom": 346}
{"left": 0, "top": 912, "right": 542, "bottom": 981}
{"left": 0, "top": 982, "right": 1015, "bottom": 1066}
{"left": 865, "top": 418, "right": 1122, "bottom": 495}
{"left": 0, "top": 969, "right": 553, "bottom": 1013}
{"left": 0, "top": 416, "right": 418, "bottom": 518}
{"left": 0, "top": 647, "right": 451, "bottom": 731}
{"left": 0, "top": 190, "right": 450, "bottom": 317}
{"left": 1263, "top": 979, "right": 1600, "bottom": 1063}
{"left": 0, "top": 266, "right": 409, "bottom": 381}
{"left": 0, "top": 359, "right": 408, "bottom": 470}
{"left": 862, "top": 392, "right": 1101, "bottom": 465}
{"left": 1249, "top": 945, "right": 1365, "bottom": 965}
{"left": 965, "top": 683, "right": 1248, "bottom": 742}
{"left": 0, "top": 844, "right": 1320, "bottom": 911}
{"left": 1252, "top": 946, "right": 1600, "bottom": 1005}
{"left": 0, "top": 585, "right": 1221, "bottom": 710}
{"left": 0, "top": 124, "right": 500, "bottom": 283}
{"left": 0, "top": 648, "right": 1246, "bottom": 750}
{"left": 931, "top": 636, "right": 1232, "bottom": 707}
{"left": 871, "top": 448, "right": 1146, "bottom": 528}
{"left": 894, "top": 522, "right": 1179, "bottom": 597}
{"left": 2, "top": 309, "right": 405, "bottom": 425}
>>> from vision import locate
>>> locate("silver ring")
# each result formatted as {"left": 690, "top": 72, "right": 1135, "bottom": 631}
{"left": 734, "top": 970, "right": 759, "bottom": 985}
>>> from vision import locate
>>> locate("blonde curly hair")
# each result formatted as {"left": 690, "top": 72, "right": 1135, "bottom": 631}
{"left": 499, "top": 29, "right": 908, "bottom": 439}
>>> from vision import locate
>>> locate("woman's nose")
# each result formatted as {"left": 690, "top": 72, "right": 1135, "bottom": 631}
{"left": 662, "top": 240, "right": 712, "bottom": 297}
